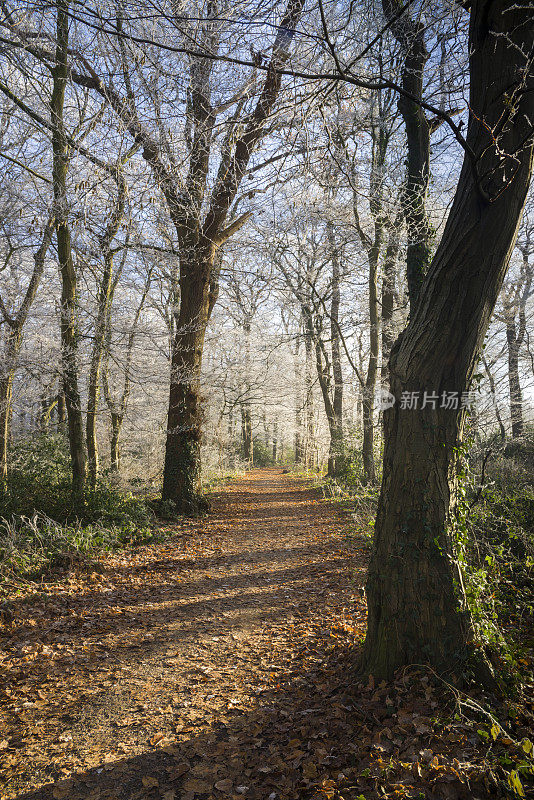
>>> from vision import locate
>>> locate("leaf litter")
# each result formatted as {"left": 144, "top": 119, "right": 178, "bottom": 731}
{"left": 1, "top": 469, "right": 532, "bottom": 800}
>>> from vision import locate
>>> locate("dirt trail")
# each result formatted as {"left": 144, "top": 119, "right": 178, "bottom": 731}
{"left": 1, "top": 469, "right": 366, "bottom": 800}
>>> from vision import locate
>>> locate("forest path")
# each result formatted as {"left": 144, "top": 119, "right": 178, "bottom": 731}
{"left": 1, "top": 468, "right": 369, "bottom": 800}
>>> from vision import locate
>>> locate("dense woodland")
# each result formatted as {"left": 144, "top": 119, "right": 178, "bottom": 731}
{"left": 0, "top": 0, "right": 533, "bottom": 798}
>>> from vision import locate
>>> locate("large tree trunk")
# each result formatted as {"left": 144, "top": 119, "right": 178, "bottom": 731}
{"left": 361, "top": 0, "right": 534, "bottom": 681}
{"left": 51, "top": 0, "right": 86, "bottom": 495}
{"left": 162, "top": 243, "right": 213, "bottom": 513}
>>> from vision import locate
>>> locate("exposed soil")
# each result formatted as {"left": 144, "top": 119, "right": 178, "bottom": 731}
{"left": 0, "top": 469, "right": 530, "bottom": 800}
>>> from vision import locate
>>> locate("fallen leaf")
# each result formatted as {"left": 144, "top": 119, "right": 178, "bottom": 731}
{"left": 183, "top": 779, "right": 211, "bottom": 793}
{"left": 214, "top": 778, "right": 233, "bottom": 792}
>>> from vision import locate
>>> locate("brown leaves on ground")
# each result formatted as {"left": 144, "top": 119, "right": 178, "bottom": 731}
{"left": 0, "top": 469, "right": 532, "bottom": 800}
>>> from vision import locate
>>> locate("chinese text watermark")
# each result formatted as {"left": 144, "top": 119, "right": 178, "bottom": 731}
{"left": 375, "top": 389, "right": 478, "bottom": 412}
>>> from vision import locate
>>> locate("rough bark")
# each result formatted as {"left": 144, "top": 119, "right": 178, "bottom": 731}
{"left": 382, "top": 0, "right": 432, "bottom": 312}
{"left": 361, "top": 0, "right": 534, "bottom": 681}
{"left": 162, "top": 239, "right": 213, "bottom": 512}
{"left": 51, "top": 0, "right": 86, "bottom": 495}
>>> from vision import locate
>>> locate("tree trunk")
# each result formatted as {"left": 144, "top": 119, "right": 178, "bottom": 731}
{"left": 482, "top": 357, "right": 506, "bottom": 441}
{"left": 506, "top": 321, "right": 524, "bottom": 439}
{"left": 381, "top": 218, "right": 401, "bottom": 383}
{"left": 361, "top": 0, "right": 534, "bottom": 681}
{"left": 57, "top": 389, "right": 66, "bottom": 427}
{"left": 0, "top": 329, "right": 21, "bottom": 487}
{"left": 0, "top": 377, "right": 12, "bottom": 488}
{"left": 101, "top": 259, "right": 150, "bottom": 477}
{"left": 162, "top": 243, "right": 213, "bottom": 513}
{"left": 227, "top": 408, "right": 236, "bottom": 469}
{"left": 362, "top": 240, "right": 380, "bottom": 483}
{"left": 293, "top": 350, "right": 304, "bottom": 463}
{"left": 241, "top": 403, "right": 253, "bottom": 462}
{"left": 0, "top": 213, "right": 53, "bottom": 486}
{"left": 87, "top": 178, "right": 126, "bottom": 488}
{"left": 51, "top": 0, "right": 86, "bottom": 495}
{"left": 304, "top": 316, "right": 315, "bottom": 468}
{"left": 328, "top": 222, "right": 344, "bottom": 477}
{"left": 352, "top": 112, "right": 388, "bottom": 482}
{"left": 261, "top": 411, "right": 268, "bottom": 448}
{"left": 110, "top": 412, "right": 122, "bottom": 472}
{"left": 86, "top": 250, "right": 113, "bottom": 487}
{"left": 383, "top": 0, "right": 432, "bottom": 311}
{"left": 240, "top": 317, "right": 253, "bottom": 464}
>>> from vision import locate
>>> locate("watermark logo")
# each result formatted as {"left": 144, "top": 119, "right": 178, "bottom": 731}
{"left": 374, "top": 389, "right": 478, "bottom": 412}
{"left": 375, "top": 388, "right": 396, "bottom": 411}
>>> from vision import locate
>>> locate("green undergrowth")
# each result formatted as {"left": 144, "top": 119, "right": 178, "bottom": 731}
{"left": 318, "top": 436, "right": 534, "bottom": 792}
{"left": 0, "top": 512, "right": 158, "bottom": 591}
{"left": 0, "top": 436, "right": 257, "bottom": 588}
{"left": 456, "top": 434, "right": 534, "bottom": 690}
{"left": 0, "top": 434, "right": 158, "bottom": 589}
{"left": 323, "top": 434, "right": 534, "bottom": 693}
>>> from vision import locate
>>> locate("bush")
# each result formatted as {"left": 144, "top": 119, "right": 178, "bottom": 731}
{"left": 455, "top": 439, "right": 534, "bottom": 685}
{"left": 1, "top": 433, "right": 154, "bottom": 526}
{"left": 251, "top": 437, "right": 274, "bottom": 467}
{"left": 0, "top": 512, "right": 157, "bottom": 586}
{"left": 0, "top": 434, "right": 157, "bottom": 587}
